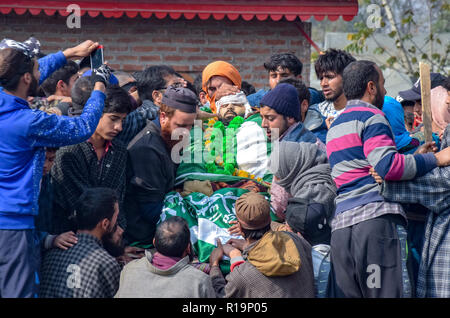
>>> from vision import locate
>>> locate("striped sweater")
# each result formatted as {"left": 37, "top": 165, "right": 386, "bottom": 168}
{"left": 326, "top": 99, "right": 437, "bottom": 216}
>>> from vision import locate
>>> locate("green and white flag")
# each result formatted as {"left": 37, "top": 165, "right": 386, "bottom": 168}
{"left": 175, "top": 114, "right": 273, "bottom": 186}
{"left": 159, "top": 188, "right": 275, "bottom": 270}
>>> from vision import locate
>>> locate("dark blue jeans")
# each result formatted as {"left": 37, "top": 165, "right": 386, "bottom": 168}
{"left": 407, "top": 220, "right": 425, "bottom": 285}
{"left": 0, "top": 229, "right": 38, "bottom": 298}
{"left": 123, "top": 199, "right": 164, "bottom": 246}
{"left": 328, "top": 214, "right": 412, "bottom": 298}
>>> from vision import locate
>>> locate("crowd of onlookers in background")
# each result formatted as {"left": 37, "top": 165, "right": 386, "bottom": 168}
{"left": 0, "top": 36, "right": 449, "bottom": 298}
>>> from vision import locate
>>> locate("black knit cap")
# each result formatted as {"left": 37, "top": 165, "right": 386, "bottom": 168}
{"left": 162, "top": 85, "right": 198, "bottom": 113}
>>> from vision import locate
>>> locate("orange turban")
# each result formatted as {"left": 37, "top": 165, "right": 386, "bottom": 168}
{"left": 202, "top": 61, "right": 242, "bottom": 113}
{"left": 430, "top": 86, "right": 450, "bottom": 133}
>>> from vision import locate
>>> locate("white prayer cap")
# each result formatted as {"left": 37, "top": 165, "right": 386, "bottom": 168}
{"left": 215, "top": 91, "right": 253, "bottom": 118}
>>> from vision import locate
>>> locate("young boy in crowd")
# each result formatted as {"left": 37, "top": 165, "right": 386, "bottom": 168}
{"left": 313, "top": 49, "right": 356, "bottom": 137}
{"left": 35, "top": 107, "right": 77, "bottom": 251}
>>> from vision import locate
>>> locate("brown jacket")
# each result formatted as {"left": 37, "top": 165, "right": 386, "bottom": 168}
{"left": 210, "top": 231, "right": 315, "bottom": 298}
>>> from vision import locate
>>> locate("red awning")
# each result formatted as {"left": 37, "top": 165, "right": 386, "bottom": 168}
{"left": 0, "top": 0, "right": 358, "bottom": 21}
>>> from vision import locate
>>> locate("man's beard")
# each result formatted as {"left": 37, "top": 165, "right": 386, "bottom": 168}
{"left": 373, "top": 92, "right": 384, "bottom": 109}
{"left": 373, "top": 84, "right": 385, "bottom": 109}
{"left": 102, "top": 230, "right": 125, "bottom": 258}
{"left": 220, "top": 110, "right": 237, "bottom": 126}
{"left": 27, "top": 76, "right": 39, "bottom": 97}
{"left": 160, "top": 122, "right": 182, "bottom": 150}
{"left": 187, "top": 243, "right": 194, "bottom": 262}
{"left": 325, "top": 86, "right": 343, "bottom": 103}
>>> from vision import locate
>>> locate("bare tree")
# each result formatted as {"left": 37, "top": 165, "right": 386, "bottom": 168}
{"left": 346, "top": 0, "right": 449, "bottom": 81}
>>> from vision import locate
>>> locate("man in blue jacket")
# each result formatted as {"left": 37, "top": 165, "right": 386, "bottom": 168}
{"left": 260, "top": 83, "right": 323, "bottom": 147}
{"left": 260, "top": 83, "right": 328, "bottom": 223}
{"left": 246, "top": 53, "right": 324, "bottom": 108}
{"left": 0, "top": 37, "right": 111, "bottom": 297}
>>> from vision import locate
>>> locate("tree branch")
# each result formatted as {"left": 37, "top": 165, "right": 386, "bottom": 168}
{"left": 381, "top": 0, "right": 415, "bottom": 76}
{"left": 427, "top": 0, "right": 434, "bottom": 71}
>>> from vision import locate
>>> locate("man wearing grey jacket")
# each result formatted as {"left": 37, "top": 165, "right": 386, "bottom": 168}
{"left": 115, "top": 216, "right": 216, "bottom": 298}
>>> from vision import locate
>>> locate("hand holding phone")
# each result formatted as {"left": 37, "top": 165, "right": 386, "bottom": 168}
{"left": 90, "top": 45, "right": 104, "bottom": 70}
{"left": 91, "top": 64, "right": 112, "bottom": 86}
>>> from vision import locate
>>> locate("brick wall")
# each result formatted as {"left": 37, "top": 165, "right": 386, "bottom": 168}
{"left": 0, "top": 12, "right": 312, "bottom": 89}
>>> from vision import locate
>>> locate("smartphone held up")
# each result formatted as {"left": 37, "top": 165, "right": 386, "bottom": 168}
{"left": 90, "top": 45, "right": 104, "bottom": 70}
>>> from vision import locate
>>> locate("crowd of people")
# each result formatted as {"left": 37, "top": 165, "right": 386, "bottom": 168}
{"left": 0, "top": 36, "right": 449, "bottom": 298}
